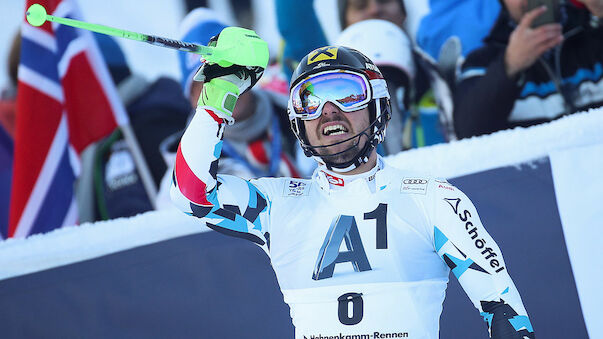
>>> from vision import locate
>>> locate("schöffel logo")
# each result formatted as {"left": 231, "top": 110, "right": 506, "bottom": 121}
{"left": 444, "top": 198, "right": 506, "bottom": 273}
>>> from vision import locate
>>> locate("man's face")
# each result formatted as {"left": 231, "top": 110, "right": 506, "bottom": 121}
{"left": 345, "top": 0, "right": 405, "bottom": 28}
{"left": 303, "top": 101, "right": 371, "bottom": 164}
{"left": 504, "top": 0, "right": 528, "bottom": 23}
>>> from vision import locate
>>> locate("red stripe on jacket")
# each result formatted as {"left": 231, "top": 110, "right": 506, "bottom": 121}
{"left": 174, "top": 144, "right": 213, "bottom": 207}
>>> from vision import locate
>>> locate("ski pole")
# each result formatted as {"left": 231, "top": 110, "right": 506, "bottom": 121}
{"left": 25, "top": 3, "right": 269, "bottom": 68}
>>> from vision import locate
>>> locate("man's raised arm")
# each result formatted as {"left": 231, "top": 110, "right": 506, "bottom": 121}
{"left": 170, "top": 28, "right": 272, "bottom": 248}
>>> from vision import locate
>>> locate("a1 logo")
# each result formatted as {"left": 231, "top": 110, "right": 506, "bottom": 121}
{"left": 312, "top": 204, "right": 388, "bottom": 280}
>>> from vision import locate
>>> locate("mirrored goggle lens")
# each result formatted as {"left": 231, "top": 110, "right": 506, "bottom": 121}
{"left": 291, "top": 72, "right": 369, "bottom": 118}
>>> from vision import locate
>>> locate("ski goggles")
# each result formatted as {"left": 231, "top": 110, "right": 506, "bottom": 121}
{"left": 289, "top": 70, "right": 381, "bottom": 121}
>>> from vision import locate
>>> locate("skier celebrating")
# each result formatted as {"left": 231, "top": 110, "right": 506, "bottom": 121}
{"left": 170, "top": 31, "right": 535, "bottom": 338}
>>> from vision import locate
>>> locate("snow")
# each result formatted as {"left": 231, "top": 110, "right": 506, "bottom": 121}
{"left": 0, "top": 208, "right": 209, "bottom": 280}
{"left": 0, "top": 108, "right": 602, "bottom": 281}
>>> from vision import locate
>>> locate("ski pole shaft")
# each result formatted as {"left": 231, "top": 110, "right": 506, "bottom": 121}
{"left": 25, "top": 3, "right": 216, "bottom": 56}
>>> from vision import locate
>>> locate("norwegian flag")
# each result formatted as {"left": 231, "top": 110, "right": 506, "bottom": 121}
{"left": 8, "top": 0, "right": 128, "bottom": 238}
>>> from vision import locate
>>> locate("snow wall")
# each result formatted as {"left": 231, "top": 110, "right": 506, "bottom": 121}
{"left": 1, "top": 109, "right": 602, "bottom": 339}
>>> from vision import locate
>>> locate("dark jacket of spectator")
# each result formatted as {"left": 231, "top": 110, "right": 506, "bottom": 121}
{"left": 454, "top": 4, "right": 603, "bottom": 138}
{"left": 76, "top": 34, "right": 190, "bottom": 222}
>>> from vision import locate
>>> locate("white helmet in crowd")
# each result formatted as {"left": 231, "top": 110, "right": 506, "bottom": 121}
{"left": 336, "top": 19, "right": 415, "bottom": 81}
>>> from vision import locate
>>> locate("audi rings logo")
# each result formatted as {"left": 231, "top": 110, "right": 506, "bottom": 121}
{"left": 403, "top": 179, "right": 427, "bottom": 185}
{"left": 401, "top": 178, "right": 428, "bottom": 195}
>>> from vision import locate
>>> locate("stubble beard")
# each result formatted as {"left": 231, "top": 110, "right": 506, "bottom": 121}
{"left": 317, "top": 135, "right": 365, "bottom": 165}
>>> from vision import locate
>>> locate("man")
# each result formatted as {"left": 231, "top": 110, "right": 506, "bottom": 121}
{"left": 0, "top": 31, "right": 19, "bottom": 237}
{"left": 171, "top": 36, "right": 535, "bottom": 337}
{"left": 339, "top": 0, "right": 406, "bottom": 28}
{"left": 416, "top": 0, "right": 501, "bottom": 60}
{"left": 454, "top": 0, "right": 603, "bottom": 138}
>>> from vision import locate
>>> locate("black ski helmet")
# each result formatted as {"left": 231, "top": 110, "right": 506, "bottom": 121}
{"left": 288, "top": 46, "right": 391, "bottom": 172}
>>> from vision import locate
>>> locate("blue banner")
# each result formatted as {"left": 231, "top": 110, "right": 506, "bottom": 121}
{"left": 0, "top": 156, "right": 590, "bottom": 338}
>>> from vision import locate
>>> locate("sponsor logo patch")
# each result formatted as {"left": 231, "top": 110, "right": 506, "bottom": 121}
{"left": 312, "top": 61, "right": 329, "bottom": 69}
{"left": 307, "top": 47, "right": 339, "bottom": 64}
{"left": 324, "top": 172, "right": 345, "bottom": 186}
{"left": 438, "top": 184, "right": 455, "bottom": 191}
{"left": 401, "top": 178, "right": 428, "bottom": 194}
{"left": 365, "top": 62, "right": 379, "bottom": 72}
{"left": 284, "top": 180, "right": 310, "bottom": 196}
{"left": 444, "top": 197, "right": 506, "bottom": 273}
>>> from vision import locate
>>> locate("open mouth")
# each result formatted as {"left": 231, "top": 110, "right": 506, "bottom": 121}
{"left": 322, "top": 124, "right": 348, "bottom": 136}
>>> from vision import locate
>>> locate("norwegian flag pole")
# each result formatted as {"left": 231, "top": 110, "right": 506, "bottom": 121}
{"left": 120, "top": 124, "right": 158, "bottom": 209}
{"left": 9, "top": 0, "right": 156, "bottom": 238}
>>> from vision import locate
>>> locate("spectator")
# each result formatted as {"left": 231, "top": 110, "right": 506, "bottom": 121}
{"left": 338, "top": 0, "right": 406, "bottom": 28}
{"left": 276, "top": 0, "right": 406, "bottom": 73}
{"left": 0, "top": 31, "right": 19, "bottom": 140}
{"left": 454, "top": 0, "right": 603, "bottom": 138}
{"left": 0, "top": 125, "right": 10, "bottom": 239}
{"left": 339, "top": 0, "right": 454, "bottom": 146}
{"left": 156, "top": 8, "right": 301, "bottom": 209}
{"left": 336, "top": 19, "right": 453, "bottom": 152}
{"left": 416, "top": 0, "right": 501, "bottom": 60}
{"left": 275, "top": 1, "right": 329, "bottom": 79}
{"left": 0, "top": 31, "right": 20, "bottom": 238}
{"left": 76, "top": 34, "right": 190, "bottom": 221}
{"left": 416, "top": 0, "right": 501, "bottom": 87}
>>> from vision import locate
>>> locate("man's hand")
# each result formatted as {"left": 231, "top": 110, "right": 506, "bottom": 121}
{"left": 576, "top": 0, "right": 603, "bottom": 17}
{"left": 193, "top": 32, "right": 266, "bottom": 124}
{"left": 504, "top": 6, "right": 563, "bottom": 78}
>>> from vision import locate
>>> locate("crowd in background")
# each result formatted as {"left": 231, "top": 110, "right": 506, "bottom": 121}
{"left": 1, "top": 0, "right": 602, "bottom": 236}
